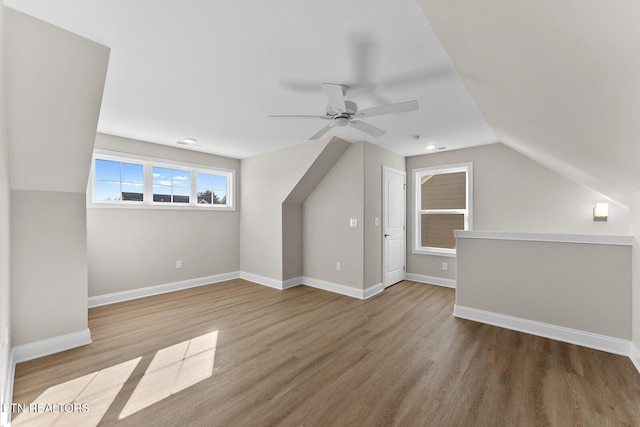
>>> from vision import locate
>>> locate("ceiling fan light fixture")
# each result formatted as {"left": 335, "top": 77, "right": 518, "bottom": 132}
{"left": 334, "top": 116, "right": 350, "bottom": 127}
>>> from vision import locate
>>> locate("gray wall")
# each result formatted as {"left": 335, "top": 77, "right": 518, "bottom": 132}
{"left": 364, "top": 143, "right": 405, "bottom": 288}
{"left": 6, "top": 9, "right": 109, "bottom": 347}
{"left": 303, "top": 142, "right": 365, "bottom": 289}
{"left": 0, "top": 2, "right": 11, "bottom": 413}
{"left": 406, "top": 143, "right": 630, "bottom": 282}
{"left": 87, "top": 134, "right": 241, "bottom": 296}
{"left": 240, "top": 139, "right": 333, "bottom": 281}
{"left": 302, "top": 142, "right": 404, "bottom": 290}
{"left": 11, "top": 192, "right": 89, "bottom": 344}
{"left": 456, "top": 236, "right": 632, "bottom": 339}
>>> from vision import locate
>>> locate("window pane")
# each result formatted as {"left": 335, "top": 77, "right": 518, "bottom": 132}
{"left": 197, "top": 172, "right": 227, "bottom": 205}
{"left": 420, "top": 214, "right": 464, "bottom": 249}
{"left": 421, "top": 172, "right": 466, "bottom": 210}
{"left": 95, "top": 159, "right": 120, "bottom": 181}
{"left": 172, "top": 169, "right": 190, "bottom": 188}
{"left": 153, "top": 167, "right": 172, "bottom": 186}
{"left": 213, "top": 174, "right": 227, "bottom": 191}
{"left": 121, "top": 162, "right": 143, "bottom": 183}
{"left": 213, "top": 191, "right": 226, "bottom": 205}
{"left": 121, "top": 182, "right": 143, "bottom": 201}
{"left": 95, "top": 181, "right": 121, "bottom": 201}
{"left": 153, "top": 184, "right": 172, "bottom": 203}
{"left": 197, "top": 172, "right": 213, "bottom": 194}
{"left": 173, "top": 185, "right": 190, "bottom": 203}
{"left": 153, "top": 167, "right": 190, "bottom": 203}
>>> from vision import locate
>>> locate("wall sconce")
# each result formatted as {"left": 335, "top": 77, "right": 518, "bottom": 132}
{"left": 593, "top": 202, "right": 609, "bottom": 221}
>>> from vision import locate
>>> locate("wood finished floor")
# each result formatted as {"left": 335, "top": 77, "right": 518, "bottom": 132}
{"left": 11, "top": 279, "right": 640, "bottom": 426}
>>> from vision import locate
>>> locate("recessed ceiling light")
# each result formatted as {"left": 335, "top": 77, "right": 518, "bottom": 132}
{"left": 425, "top": 144, "right": 437, "bottom": 150}
{"left": 177, "top": 138, "right": 198, "bottom": 145}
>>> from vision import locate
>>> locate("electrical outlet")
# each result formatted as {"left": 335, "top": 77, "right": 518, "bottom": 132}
{"left": 442, "top": 262, "right": 448, "bottom": 271}
{"left": 336, "top": 262, "right": 341, "bottom": 271}
{"left": 176, "top": 260, "right": 182, "bottom": 269}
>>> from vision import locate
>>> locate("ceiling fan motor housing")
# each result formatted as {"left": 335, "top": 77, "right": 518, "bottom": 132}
{"left": 326, "top": 100, "right": 358, "bottom": 117}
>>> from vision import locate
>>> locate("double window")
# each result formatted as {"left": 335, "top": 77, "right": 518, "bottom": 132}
{"left": 90, "top": 151, "right": 234, "bottom": 210}
{"left": 413, "top": 163, "right": 472, "bottom": 256}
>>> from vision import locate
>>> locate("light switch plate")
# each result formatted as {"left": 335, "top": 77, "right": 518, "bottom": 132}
{"left": 350, "top": 218, "right": 357, "bottom": 227}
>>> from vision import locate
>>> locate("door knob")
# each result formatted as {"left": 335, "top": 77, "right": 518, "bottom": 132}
{"left": 384, "top": 234, "right": 391, "bottom": 237}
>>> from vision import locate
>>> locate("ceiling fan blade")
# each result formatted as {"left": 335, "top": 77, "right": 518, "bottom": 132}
{"left": 268, "top": 114, "right": 329, "bottom": 119}
{"left": 322, "top": 83, "right": 347, "bottom": 113}
{"left": 354, "top": 100, "right": 419, "bottom": 118}
{"left": 309, "top": 123, "right": 335, "bottom": 140}
{"left": 349, "top": 120, "right": 386, "bottom": 137}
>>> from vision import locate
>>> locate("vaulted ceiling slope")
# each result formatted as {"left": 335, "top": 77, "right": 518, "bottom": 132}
{"left": 3, "top": 0, "right": 495, "bottom": 159}
{"left": 417, "top": 0, "right": 640, "bottom": 208}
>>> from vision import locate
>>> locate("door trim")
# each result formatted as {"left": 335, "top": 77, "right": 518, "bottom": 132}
{"left": 382, "top": 166, "right": 406, "bottom": 288}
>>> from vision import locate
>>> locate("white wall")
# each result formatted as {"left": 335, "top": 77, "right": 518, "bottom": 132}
{"left": 406, "top": 143, "right": 630, "bottom": 282}
{"left": 631, "top": 191, "right": 640, "bottom": 359}
{"left": 87, "top": 134, "right": 241, "bottom": 297}
{"left": 5, "top": 8, "right": 109, "bottom": 348}
{"left": 0, "top": 1, "right": 13, "bottom": 417}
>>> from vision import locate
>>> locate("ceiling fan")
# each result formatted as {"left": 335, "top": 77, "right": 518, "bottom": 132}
{"left": 269, "top": 83, "right": 419, "bottom": 140}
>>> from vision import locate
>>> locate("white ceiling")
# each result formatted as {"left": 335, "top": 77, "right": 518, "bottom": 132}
{"left": 5, "top": 0, "right": 496, "bottom": 159}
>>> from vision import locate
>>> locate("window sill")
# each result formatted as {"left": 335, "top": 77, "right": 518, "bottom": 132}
{"left": 87, "top": 202, "right": 235, "bottom": 211}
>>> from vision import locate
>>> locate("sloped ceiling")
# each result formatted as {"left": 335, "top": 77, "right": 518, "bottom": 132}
{"left": 5, "top": 8, "right": 109, "bottom": 193}
{"left": 416, "top": 0, "right": 640, "bottom": 208}
{"left": 3, "top": 0, "right": 496, "bottom": 159}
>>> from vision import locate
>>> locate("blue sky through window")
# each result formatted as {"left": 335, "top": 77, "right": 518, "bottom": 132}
{"left": 95, "top": 159, "right": 143, "bottom": 201}
{"left": 153, "top": 167, "right": 190, "bottom": 202}
{"left": 197, "top": 172, "right": 227, "bottom": 204}
{"left": 93, "top": 156, "right": 232, "bottom": 207}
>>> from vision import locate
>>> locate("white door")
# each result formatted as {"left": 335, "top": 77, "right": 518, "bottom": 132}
{"left": 383, "top": 166, "right": 406, "bottom": 287}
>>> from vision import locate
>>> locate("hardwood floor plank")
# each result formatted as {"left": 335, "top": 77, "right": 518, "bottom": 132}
{"left": 11, "top": 279, "right": 640, "bottom": 426}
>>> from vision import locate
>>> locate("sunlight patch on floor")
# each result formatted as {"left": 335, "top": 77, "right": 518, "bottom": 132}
{"left": 12, "top": 357, "right": 141, "bottom": 427}
{"left": 119, "top": 330, "right": 218, "bottom": 419}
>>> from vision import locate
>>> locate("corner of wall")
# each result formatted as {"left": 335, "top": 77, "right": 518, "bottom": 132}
{"left": 630, "top": 190, "right": 640, "bottom": 373}
{"left": 0, "top": 3, "right": 14, "bottom": 418}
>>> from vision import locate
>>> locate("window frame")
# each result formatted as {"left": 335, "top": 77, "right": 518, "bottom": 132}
{"left": 88, "top": 149, "right": 235, "bottom": 211}
{"left": 412, "top": 162, "right": 473, "bottom": 257}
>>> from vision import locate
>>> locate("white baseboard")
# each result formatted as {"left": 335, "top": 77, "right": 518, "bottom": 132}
{"left": 12, "top": 328, "right": 92, "bottom": 364}
{"left": 299, "top": 277, "right": 365, "bottom": 299}
{"left": 282, "top": 276, "right": 302, "bottom": 290}
{"left": 239, "top": 271, "right": 284, "bottom": 290}
{"left": 405, "top": 273, "right": 456, "bottom": 289}
{"left": 2, "top": 350, "right": 14, "bottom": 427}
{"left": 88, "top": 272, "right": 240, "bottom": 308}
{"left": 364, "top": 283, "right": 384, "bottom": 299}
{"left": 630, "top": 342, "right": 640, "bottom": 375}
{"left": 238, "top": 273, "right": 380, "bottom": 300}
{"left": 454, "top": 305, "right": 630, "bottom": 356}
